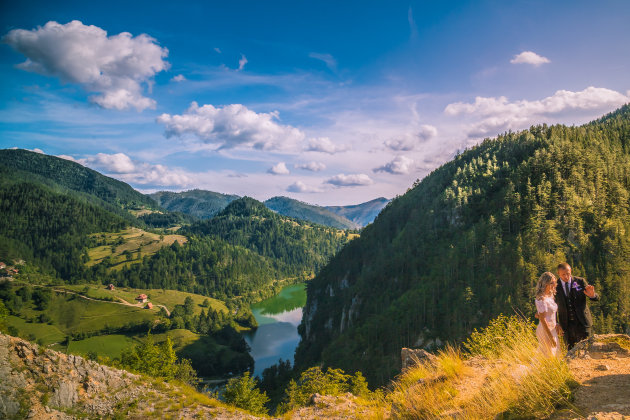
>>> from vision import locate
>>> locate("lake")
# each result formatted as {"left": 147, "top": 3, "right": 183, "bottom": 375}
{"left": 244, "top": 283, "right": 306, "bottom": 378}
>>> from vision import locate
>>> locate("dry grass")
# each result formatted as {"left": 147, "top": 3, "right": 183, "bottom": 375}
{"left": 386, "top": 315, "right": 578, "bottom": 419}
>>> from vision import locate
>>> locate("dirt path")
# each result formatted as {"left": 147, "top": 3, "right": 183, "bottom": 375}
{"left": 553, "top": 335, "right": 630, "bottom": 419}
{"left": 51, "top": 287, "right": 171, "bottom": 316}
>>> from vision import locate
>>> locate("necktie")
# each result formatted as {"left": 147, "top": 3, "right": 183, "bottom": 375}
{"left": 565, "top": 281, "right": 569, "bottom": 296}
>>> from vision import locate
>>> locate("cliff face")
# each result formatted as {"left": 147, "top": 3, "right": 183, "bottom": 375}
{"left": 0, "top": 333, "right": 254, "bottom": 419}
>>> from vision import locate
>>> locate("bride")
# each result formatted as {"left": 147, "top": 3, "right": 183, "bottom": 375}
{"left": 535, "top": 272, "right": 563, "bottom": 356}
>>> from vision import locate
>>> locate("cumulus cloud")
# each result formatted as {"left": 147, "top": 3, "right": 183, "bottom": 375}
{"left": 325, "top": 173, "right": 374, "bottom": 187}
{"left": 444, "top": 86, "right": 630, "bottom": 138}
{"left": 171, "top": 74, "right": 186, "bottom": 82}
{"left": 157, "top": 102, "right": 305, "bottom": 150}
{"left": 268, "top": 162, "right": 290, "bottom": 175}
{"left": 305, "top": 137, "right": 347, "bottom": 154}
{"left": 309, "top": 52, "right": 337, "bottom": 72}
{"left": 287, "top": 181, "right": 323, "bottom": 193}
{"left": 237, "top": 54, "right": 248, "bottom": 71}
{"left": 3, "top": 20, "right": 169, "bottom": 111}
{"left": 69, "top": 152, "right": 191, "bottom": 187}
{"left": 374, "top": 156, "right": 415, "bottom": 175}
{"left": 384, "top": 125, "right": 437, "bottom": 151}
{"left": 295, "top": 161, "right": 326, "bottom": 172}
{"left": 510, "top": 51, "right": 550, "bottom": 66}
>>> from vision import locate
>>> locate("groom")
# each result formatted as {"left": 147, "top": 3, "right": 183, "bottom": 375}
{"left": 555, "top": 263, "right": 599, "bottom": 349}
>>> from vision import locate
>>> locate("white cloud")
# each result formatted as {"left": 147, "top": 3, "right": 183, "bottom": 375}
{"left": 510, "top": 51, "right": 550, "bottom": 66}
{"left": 384, "top": 125, "right": 437, "bottom": 151}
{"left": 171, "top": 74, "right": 186, "bottom": 82}
{"left": 305, "top": 137, "right": 347, "bottom": 154}
{"left": 237, "top": 54, "right": 248, "bottom": 71}
{"left": 70, "top": 152, "right": 192, "bottom": 187}
{"left": 325, "top": 173, "right": 374, "bottom": 187}
{"left": 287, "top": 181, "right": 323, "bottom": 193}
{"left": 3, "top": 20, "right": 169, "bottom": 111}
{"left": 157, "top": 102, "right": 305, "bottom": 150}
{"left": 444, "top": 86, "right": 630, "bottom": 138}
{"left": 268, "top": 162, "right": 290, "bottom": 175}
{"left": 374, "top": 156, "right": 414, "bottom": 175}
{"left": 214, "top": 47, "right": 222, "bottom": 54}
{"left": 295, "top": 161, "right": 326, "bottom": 172}
{"left": 309, "top": 52, "right": 337, "bottom": 72}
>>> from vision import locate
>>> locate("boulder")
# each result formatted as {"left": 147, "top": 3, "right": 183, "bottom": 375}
{"left": 401, "top": 347, "right": 438, "bottom": 370}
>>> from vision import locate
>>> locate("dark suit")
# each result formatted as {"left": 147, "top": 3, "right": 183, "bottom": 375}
{"left": 555, "top": 276, "right": 599, "bottom": 349}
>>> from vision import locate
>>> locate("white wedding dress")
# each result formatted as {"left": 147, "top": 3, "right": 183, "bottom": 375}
{"left": 535, "top": 296, "right": 559, "bottom": 357}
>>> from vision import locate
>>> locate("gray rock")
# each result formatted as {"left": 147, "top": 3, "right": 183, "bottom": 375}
{"left": 401, "top": 347, "right": 438, "bottom": 370}
{"left": 51, "top": 381, "right": 78, "bottom": 408}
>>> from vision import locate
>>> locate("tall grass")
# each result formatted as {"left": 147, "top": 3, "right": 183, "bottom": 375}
{"left": 388, "top": 315, "right": 578, "bottom": 419}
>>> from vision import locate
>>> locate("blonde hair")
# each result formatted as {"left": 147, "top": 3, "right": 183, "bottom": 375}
{"left": 535, "top": 272, "right": 557, "bottom": 299}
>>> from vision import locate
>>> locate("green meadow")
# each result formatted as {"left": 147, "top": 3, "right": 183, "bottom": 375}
{"left": 85, "top": 227, "right": 187, "bottom": 270}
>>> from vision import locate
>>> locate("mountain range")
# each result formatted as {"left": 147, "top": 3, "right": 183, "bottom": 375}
{"left": 152, "top": 190, "right": 388, "bottom": 229}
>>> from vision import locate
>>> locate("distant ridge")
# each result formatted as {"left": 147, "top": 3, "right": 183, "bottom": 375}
{"left": 150, "top": 189, "right": 239, "bottom": 220}
{"left": 325, "top": 197, "right": 390, "bottom": 227}
{"left": 265, "top": 196, "right": 359, "bottom": 230}
{"left": 149, "top": 189, "right": 387, "bottom": 229}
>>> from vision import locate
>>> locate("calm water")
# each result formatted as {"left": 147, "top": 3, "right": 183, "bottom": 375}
{"left": 244, "top": 283, "right": 306, "bottom": 378}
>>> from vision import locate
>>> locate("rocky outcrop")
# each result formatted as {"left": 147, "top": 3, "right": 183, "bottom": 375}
{"left": 0, "top": 333, "right": 257, "bottom": 419}
{"left": 400, "top": 347, "right": 438, "bottom": 370}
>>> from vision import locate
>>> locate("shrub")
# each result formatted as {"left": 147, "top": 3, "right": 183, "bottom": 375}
{"left": 223, "top": 372, "right": 269, "bottom": 415}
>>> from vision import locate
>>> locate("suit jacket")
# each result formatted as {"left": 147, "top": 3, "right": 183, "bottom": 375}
{"left": 555, "top": 276, "right": 599, "bottom": 331}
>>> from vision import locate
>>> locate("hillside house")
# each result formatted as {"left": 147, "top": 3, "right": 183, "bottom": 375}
{"left": 145, "top": 302, "right": 153, "bottom": 309}
{"left": 0, "top": 262, "right": 5, "bottom": 270}
{"left": 107, "top": 284, "right": 115, "bottom": 290}
{"left": 135, "top": 294, "right": 148, "bottom": 303}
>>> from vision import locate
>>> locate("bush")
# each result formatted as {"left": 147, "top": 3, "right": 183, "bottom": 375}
{"left": 223, "top": 372, "right": 269, "bottom": 415}
{"left": 278, "top": 366, "right": 372, "bottom": 413}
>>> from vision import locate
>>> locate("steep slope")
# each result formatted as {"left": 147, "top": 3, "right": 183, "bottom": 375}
{"left": 0, "top": 149, "right": 157, "bottom": 212}
{"left": 150, "top": 189, "right": 240, "bottom": 219}
{"left": 295, "top": 105, "right": 630, "bottom": 386}
{"left": 325, "top": 197, "right": 390, "bottom": 227}
{"left": 0, "top": 333, "right": 257, "bottom": 419}
{"left": 265, "top": 196, "right": 359, "bottom": 230}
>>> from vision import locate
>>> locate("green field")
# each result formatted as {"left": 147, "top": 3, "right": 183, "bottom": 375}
{"left": 5, "top": 315, "right": 66, "bottom": 345}
{"left": 59, "top": 284, "right": 228, "bottom": 315}
{"left": 67, "top": 334, "right": 139, "bottom": 359}
{"left": 86, "top": 227, "right": 187, "bottom": 270}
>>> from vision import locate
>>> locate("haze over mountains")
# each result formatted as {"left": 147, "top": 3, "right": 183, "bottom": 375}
{"left": 151, "top": 190, "right": 389, "bottom": 229}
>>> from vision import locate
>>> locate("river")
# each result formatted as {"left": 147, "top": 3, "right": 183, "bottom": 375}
{"left": 243, "top": 283, "right": 306, "bottom": 378}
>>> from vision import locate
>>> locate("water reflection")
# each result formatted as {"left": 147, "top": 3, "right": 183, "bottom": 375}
{"left": 244, "top": 284, "right": 306, "bottom": 378}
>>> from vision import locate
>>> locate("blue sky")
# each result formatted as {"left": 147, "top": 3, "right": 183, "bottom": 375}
{"left": 1, "top": 0, "right": 629, "bottom": 205}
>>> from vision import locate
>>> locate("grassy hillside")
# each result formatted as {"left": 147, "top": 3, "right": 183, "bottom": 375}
{"left": 264, "top": 196, "right": 359, "bottom": 229}
{"left": 85, "top": 227, "right": 187, "bottom": 270}
{"left": 296, "top": 104, "right": 630, "bottom": 386}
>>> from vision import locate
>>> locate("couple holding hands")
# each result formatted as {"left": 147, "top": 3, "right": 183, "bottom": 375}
{"left": 534, "top": 263, "right": 600, "bottom": 356}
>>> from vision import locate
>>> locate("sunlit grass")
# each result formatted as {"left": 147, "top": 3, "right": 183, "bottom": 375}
{"left": 386, "top": 315, "right": 578, "bottom": 419}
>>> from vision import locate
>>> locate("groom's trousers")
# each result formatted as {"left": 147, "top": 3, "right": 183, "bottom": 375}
{"left": 565, "top": 321, "right": 590, "bottom": 350}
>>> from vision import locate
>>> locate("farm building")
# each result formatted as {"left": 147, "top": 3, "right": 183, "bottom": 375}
{"left": 145, "top": 302, "right": 153, "bottom": 309}
{"left": 135, "top": 294, "right": 148, "bottom": 303}
{"left": 107, "top": 284, "right": 115, "bottom": 290}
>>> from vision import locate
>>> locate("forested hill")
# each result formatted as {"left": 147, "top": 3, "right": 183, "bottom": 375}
{"left": 0, "top": 149, "right": 157, "bottom": 211}
{"left": 149, "top": 189, "right": 239, "bottom": 219}
{"left": 101, "top": 197, "right": 353, "bottom": 301}
{"left": 264, "top": 196, "right": 359, "bottom": 230}
{"left": 295, "top": 104, "right": 630, "bottom": 387}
